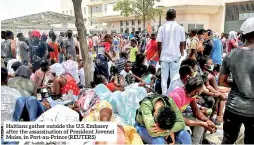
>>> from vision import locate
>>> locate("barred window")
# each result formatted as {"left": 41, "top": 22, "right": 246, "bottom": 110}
{"left": 225, "top": 2, "right": 254, "bottom": 21}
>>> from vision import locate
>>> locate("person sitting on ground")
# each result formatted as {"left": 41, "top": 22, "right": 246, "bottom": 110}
{"left": 132, "top": 53, "right": 147, "bottom": 79}
{"left": 7, "top": 61, "right": 23, "bottom": 78}
{"left": 1, "top": 67, "right": 21, "bottom": 127}
{"left": 135, "top": 94, "right": 191, "bottom": 144}
{"left": 141, "top": 65, "right": 156, "bottom": 88}
{"left": 51, "top": 63, "right": 80, "bottom": 98}
{"left": 8, "top": 65, "right": 35, "bottom": 97}
{"left": 168, "top": 75, "right": 217, "bottom": 144}
{"left": 120, "top": 61, "right": 145, "bottom": 87}
{"left": 62, "top": 55, "right": 80, "bottom": 84}
{"left": 154, "top": 68, "right": 162, "bottom": 94}
{"left": 100, "top": 75, "right": 124, "bottom": 92}
{"left": 187, "top": 57, "right": 226, "bottom": 124}
{"left": 33, "top": 59, "right": 54, "bottom": 96}
{"left": 115, "top": 51, "right": 128, "bottom": 75}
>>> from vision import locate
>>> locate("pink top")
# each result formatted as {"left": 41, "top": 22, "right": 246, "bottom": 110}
{"left": 168, "top": 87, "right": 195, "bottom": 112}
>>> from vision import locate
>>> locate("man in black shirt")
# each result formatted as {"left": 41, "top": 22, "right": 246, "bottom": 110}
{"left": 202, "top": 29, "right": 214, "bottom": 56}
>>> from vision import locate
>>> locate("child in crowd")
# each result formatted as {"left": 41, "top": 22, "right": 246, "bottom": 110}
{"left": 141, "top": 65, "right": 156, "bottom": 89}
{"left": 129, "top": 39, "right": 138, "bottom": 64}
{"left": 115, "top": 51, "right": 128, "bottom": 75}
{"left": 120, "top": 61, "right": 145, "bottom": 87}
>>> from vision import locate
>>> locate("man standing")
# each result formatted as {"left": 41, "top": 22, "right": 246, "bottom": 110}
{"left": 187, "top": 29, "right": 199, "bottom": 60}
{"left": 17, "top": 33, "right": 29, "bottom": 65}
{"left": 157, "top": 9, "right": 186, "bottom": 95}
{"left": 202, "top": 29, "right": 214, "bottom": 57}
{"left": 92, "top": 33, "right": 99, "bottom": 54}
{"left": 219, "top": 17, "right": 254, "bottom": 144}
{"left": 63, "top": 30, "right": 77, "bottom": 61}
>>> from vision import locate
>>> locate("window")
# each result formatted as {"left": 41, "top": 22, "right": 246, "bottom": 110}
{"left": 132, "top": 28, "right": 135, "bottom": 33}
{"left": 66, "top": 10, "right": 68, "bottom": 14}
{"left": 62, "top": 11, "right": 65, "bottom": 14}
{"left": 138, "top": 28, "right": 141, "bottom": 32}
{"left": 126, "top": 21, "right": 129, "bottom": 26}
{"left": 120, "top": 21, "right": 123, "bottom": 26}
{"left": 83, "top": 7, "right": 86, "bottom": 15}
{"left": 126, "top": 28, "right": 129, "bottom": 33}
{"left": 196, "top": 24, "right": 204, "bottom": 29}
{"left": 120, "top": 28, "right": 123, "bottom": 33}
{"left": 92, "top": 5, "right": 102, "bottom": 13}
{"left": 138, "top": 20, "right": 141, "bottom": 25}
{"left": 132, "top": 20, "right": 135, "bottom": 25}
{"left": 188, "top": 24, "right": 204, "bottom": 32}
{"left": 105, "top": 4, "right": 107, "bottom": 12}
{"left": 70, "top": 10, "right": 73, "bottom": 16}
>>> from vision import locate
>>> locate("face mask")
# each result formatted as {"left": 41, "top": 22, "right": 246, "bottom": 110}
{"left": 205, "top": 64, "right": 214, "bottom": 72}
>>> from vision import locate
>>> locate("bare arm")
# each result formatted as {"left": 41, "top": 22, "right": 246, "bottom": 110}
{"left": 190, "top": 99, "right": 209, "bottom": 121}
{"left": 218, "top": 74, "right": 230, "bottom": 87}
{"left": 157, "top": 42, "right": 162, "bottom": 59}
{"left": 180, "top": 42, "right": 185, "bottom": 56}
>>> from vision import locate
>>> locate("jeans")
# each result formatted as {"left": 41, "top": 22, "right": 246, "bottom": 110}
{"left": 135, "top": 122, "right": 192, "bottom": 144}
{"left": 222, "top": 109, "right": 254, "bottom": 144}
{"left": 13, "top": 96, "right": 45, "bottom": 121}
{"left": 160, "top": 59, "right": 180, "bottom": 95}
{"left": 149, "top": 60, "right": 157, "bottom": 67}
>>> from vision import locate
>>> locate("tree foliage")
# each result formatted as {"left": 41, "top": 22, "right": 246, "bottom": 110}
{"left": 114, "top": 0, "right": 162, "bottom": 29}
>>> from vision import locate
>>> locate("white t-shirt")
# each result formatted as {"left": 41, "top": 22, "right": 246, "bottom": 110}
{"left": 92, "top": 36, "right": 98, "bottom": 46}
{"left": 78, "top": 68, "right": 85, "bottom": 87}
{"left": 157, "top": 21, "right": 186, "bottom": 62}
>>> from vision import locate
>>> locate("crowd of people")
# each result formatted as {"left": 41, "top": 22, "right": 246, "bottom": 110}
{"left": 1, "top": 8, "right": 254, "bottom": 145}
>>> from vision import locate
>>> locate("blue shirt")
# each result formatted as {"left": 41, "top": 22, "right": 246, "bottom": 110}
{"left": 211, "top": 38, "right": 223, "bottom": 65}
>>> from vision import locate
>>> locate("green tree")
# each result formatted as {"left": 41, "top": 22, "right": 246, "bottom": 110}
{"left": 114, "top": 0, "right": 162, "bottom": 31}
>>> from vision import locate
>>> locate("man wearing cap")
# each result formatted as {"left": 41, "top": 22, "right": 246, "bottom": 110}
{"left": 157, "top": 9, "right": 186, "bottom": 95}
{"left": 219, "top": 17, "right": 254, "bottom": 144}
{"left": 29, "top": 30, "right": 48, "bottom": 71}
{"left": 63, "top": 30, "right": 76, "bottom": 61}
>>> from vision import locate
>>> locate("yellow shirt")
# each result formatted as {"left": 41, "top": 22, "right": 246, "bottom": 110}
{"left": 129, "top": 47, "right": 138, "bottom": 62}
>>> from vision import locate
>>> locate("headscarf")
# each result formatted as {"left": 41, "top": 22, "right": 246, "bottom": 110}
{"left": 15, "top": 65, "right": 31, "bottom": 79}
{"left": 50, "top": 63, "right": 65, "bottom": 76}
{"left": 213, "top": 32, "right": 220, "bottom": 39}
{"left": 228, "top": 31, "right": 237, "bottom": 40}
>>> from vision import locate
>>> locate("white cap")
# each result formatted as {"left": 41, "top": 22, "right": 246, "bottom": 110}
{"left": 240, "top": 17, "right": 254, "bottom": 34}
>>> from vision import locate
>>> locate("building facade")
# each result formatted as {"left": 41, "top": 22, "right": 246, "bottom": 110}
{"left": 61, "top": 0, "right": 254, "bottom": 34}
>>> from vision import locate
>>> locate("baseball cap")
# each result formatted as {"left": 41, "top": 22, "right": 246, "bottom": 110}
{"left": 31, "top": 30, "right": 41, "bottom": 38}
{"left": 240, "top": 17, "right": 254, "bottom": 34}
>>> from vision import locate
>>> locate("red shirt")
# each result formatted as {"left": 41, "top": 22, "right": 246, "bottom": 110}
{"left": 106, "top": 82, "right": 116, "bottom": 92}
{"left": 103, "top": 42, "right": 111, "bottom": 52}
{"left": 227, "top": 39, "right": 236, "bottom": 53}
{"left": 146, "top": 39, "right": 159, "bottom": 61}
{"left": 48, "top": 42, "right": 59, "bottom": 62}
